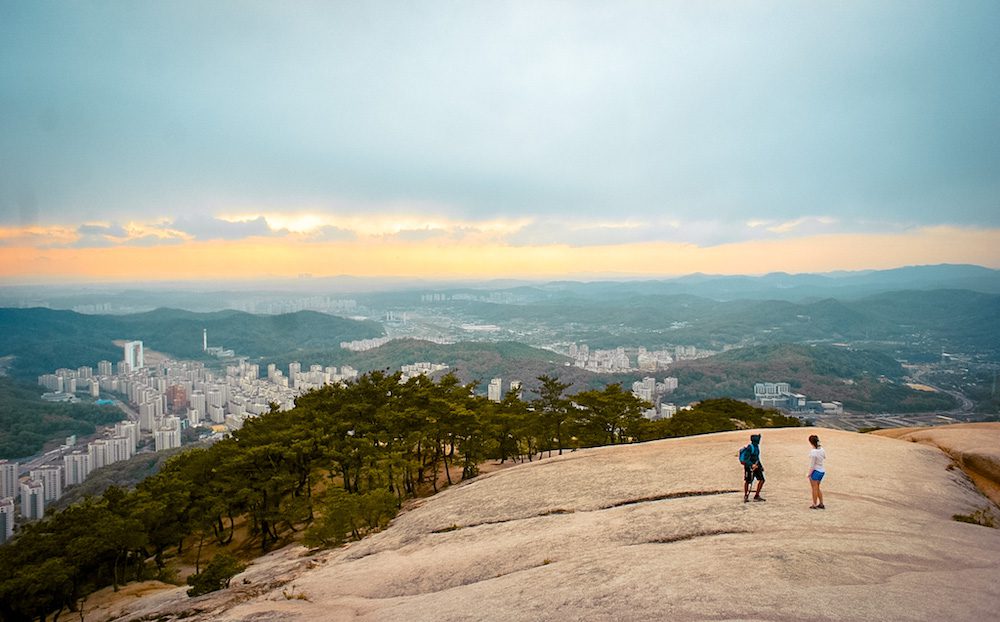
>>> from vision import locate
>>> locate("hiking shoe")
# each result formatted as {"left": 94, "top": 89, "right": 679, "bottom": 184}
{"left": 817, "top": 504, "right": 825, "bottom": 509}
{"left": 753, "top": 496, "right": 766, "bottom": 502}
{"left": 744, "top": 497, "right": 750, "bottom": 503}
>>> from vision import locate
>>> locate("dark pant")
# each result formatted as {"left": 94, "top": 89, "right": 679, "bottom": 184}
{"left": 744, "top": 464, "right": 765, "bottom": 484}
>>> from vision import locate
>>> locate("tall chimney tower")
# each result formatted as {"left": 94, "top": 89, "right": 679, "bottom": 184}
{"left": 203, "top": 328, "right": 207, "bottom": 352}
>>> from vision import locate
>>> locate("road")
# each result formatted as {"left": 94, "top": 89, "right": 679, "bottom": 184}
{"left": 814, "top": 366, "right": 982, "bottom": 432}
{"left": 814, "top": 411, "right": 973, "bottom": 432}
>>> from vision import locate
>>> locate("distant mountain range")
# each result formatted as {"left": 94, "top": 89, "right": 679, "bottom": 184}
{"left": 534, "top": 263, "right": 1000, "bottom": 301}
{"left": 1, "top": 264, "right": 998, "bottom": 311}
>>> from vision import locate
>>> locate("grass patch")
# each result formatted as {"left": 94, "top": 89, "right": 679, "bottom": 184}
{"left": 953, "top": 507, "right": 997, "bottom": 528}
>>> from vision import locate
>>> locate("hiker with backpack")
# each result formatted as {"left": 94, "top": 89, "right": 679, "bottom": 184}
{"left": 740, "top": 433, "right": 765, "bottom": 502}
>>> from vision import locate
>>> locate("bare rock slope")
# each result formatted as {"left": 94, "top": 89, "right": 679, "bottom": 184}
{"left": 115, "top": 427, "right": 1000, "bottom": 622}
{"left": 873, "top": 422, "right": 1000, "bottom": 507}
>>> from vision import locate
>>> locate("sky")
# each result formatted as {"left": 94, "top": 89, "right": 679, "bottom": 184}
{"left": 1, "top": 1, "right": 999, "bottom": 283}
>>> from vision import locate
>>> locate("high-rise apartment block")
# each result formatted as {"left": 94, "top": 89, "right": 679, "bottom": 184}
{"left": 123, "top": 340, "right": 144, "bottom": 372}
{"left": 509, "top": 380, "right": 523, "bottom": 400}
{"left": 115, "top": 421, "right": 140, "bottom": 451}
{"left": 64, "top": 452, "right": 91, "bottom": 487}
{"left": 154, "top": 416, "right": 182, "bottom": 452}
{"left": 29, "top": 466, "right": 62, "bottom": 502}
{"left": 98, "top": 360, "right": 113, "bottom": 376}
{"left": 166, "top": 384, "right": 187, "bottom": 413}
{"left": 488, "top": 378, "right": 503, "bottom": 402}
{"left": 0, "top": 497, "right": 14, "bottom": 543}
{"left": 189, "top": 390, "right": 206, "bottom": 411}
{"left": 138, "top": 402, "right": 157, "bottom": 432}
{"left": 109, "top": 436, "right": 134, "bottom": 462}
{"left": 89, "top": 439, "right": 111, "bottom": 470}
{"left": 0, "top": 460, "right": 19, "bottom": 499}
{"left": 20, "top": 480, "right": 45, "bottom": 520}
{"left": 38, "top": 374, "right": 63, "bottom": 392}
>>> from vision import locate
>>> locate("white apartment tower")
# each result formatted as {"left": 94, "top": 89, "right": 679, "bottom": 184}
{"left": 89, "top": 439, "right": 111, "bottom": 470}
{"left": 0, "top": 460, "right": 19, "bottom": 499}
{"left": 109, "top": 436, "right": 134, "bottom": 463}
{"left": 488, "top": 378, "right": 503, "bottom": 403}
{"left": 29, "top": 467, "right": 62, "bottom": 502}
{"left": 123, "top": 340, "right": 144, "bottom": 372}
{"left": 0, "top": 497, "right": 14, "bottom": 543}
{"left": 154, "top": 416, "right": 183, "bottom": 452}
{"left": 20, "top": 480, "right": 45, "bottom": 520}
{"left": 115, "top": 421, "right": 140, "bottom": 451}
{"left": 509, "top": 380, "right": 522, "bottom": 400}
{"left": 64, "top": 452, "right": 91, "bottom": 487}
{"left": 203, "top": 328, "right": 208, "bottom": 352}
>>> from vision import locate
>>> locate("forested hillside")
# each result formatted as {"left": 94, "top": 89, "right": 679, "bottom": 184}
{"left": 0, "top": 371, "right": 796, "bottom": 621}
{"left": 0, "top": 308, "right": 383, "bottom": 380}
{"left": 0, "top": 378, "right": 121, "bottom": 459}
{"left": 275, "top": 339, "right": 570, "bottom": 388}
{"left": 668, "top": 344, "right": 957, "bottom": 413}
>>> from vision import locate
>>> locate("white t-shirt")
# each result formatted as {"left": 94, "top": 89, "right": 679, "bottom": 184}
{"left": 808, "top": 447, "right": 826, "bottom": 473}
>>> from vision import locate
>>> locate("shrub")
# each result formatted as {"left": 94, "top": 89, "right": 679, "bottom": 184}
{"left": 186, "top": 553, "right": 246, "bottom": 597}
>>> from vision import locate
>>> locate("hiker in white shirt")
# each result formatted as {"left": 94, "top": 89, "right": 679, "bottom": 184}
{"left": 808, "top": 434, "right": 826, "bottom": 509}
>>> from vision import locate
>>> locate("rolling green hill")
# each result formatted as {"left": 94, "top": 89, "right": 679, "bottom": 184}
{"left": 0, "top": 307, "right": 383, "bottom": 380}
{"left": 667, "top": 344, "right": 956, "bottom": 413}
{"left": 0, "top": 377, "right": 122, "bottom": 459}
{"left": 268, "top": 339, "right": 573, "bottom": 391}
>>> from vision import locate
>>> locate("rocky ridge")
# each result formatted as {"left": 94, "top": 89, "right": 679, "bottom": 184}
{"left": 96, "top": 426, "right": 1000, "bottom": 621}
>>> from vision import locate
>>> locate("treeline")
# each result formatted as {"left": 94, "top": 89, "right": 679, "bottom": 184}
{"left": 0, "top": 378, "right": 122, "bottom": 459}
{"left": 0, "top": 372, "right": 796, "bottom": 621}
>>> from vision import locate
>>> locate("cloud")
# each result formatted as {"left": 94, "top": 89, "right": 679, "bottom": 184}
{"left": 745, "top": 216, "right": 840, "bottom": 236}
{"left": 387, "top": 228, "right": 450, "bottom": 242}
{"left": 505, "top": 217, "right": 829, "bottom": 247}
{"left": 63, "top": 221, "right": 190, "bottom": 248}
{"left": 0, "top": 226, "right": 77, "bottom": 247}
{"left": 70, "top": 223, "right": 129, "bottom": 247}
{"left": 3, "top": 3, "right": 998, "bottom": 234}
{"left": 308, "top": 225, "right": 356, "bottom": 242}
{"left": 169, "top": 215, "right": 276, "bottom": 240}
{"left": 77, "top": 223, "right": 128, "bottom": 237}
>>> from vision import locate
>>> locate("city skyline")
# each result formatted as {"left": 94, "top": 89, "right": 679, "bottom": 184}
{"left": 2, "top": 2, "right": 999, "bottom": 283}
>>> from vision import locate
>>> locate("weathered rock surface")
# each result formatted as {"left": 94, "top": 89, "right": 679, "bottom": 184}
{"left": 874, "top": 422, "right": 1000, "bottom": 506}
{"left": 109, "top": 427, "right": 1000, "bottom": 622}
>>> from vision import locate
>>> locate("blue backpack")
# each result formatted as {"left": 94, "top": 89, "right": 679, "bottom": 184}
{"left": 739, "top": 444, "right": 758, "bottom": 465}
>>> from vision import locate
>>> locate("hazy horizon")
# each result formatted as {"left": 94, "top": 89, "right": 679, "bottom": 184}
{"left": 2, "top": 2, "right": 999, "bottom": 282}
{"left": 0, "top": 262, "right": 996, "bottom": 294}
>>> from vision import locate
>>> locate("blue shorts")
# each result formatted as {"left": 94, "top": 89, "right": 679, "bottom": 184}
{"left": 810, "top": 470, "right": 825, "bottom": 482}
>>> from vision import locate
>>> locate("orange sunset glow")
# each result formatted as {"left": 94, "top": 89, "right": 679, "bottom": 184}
{"left": 1, "top": 226, "right": 998, "bottom": 283}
